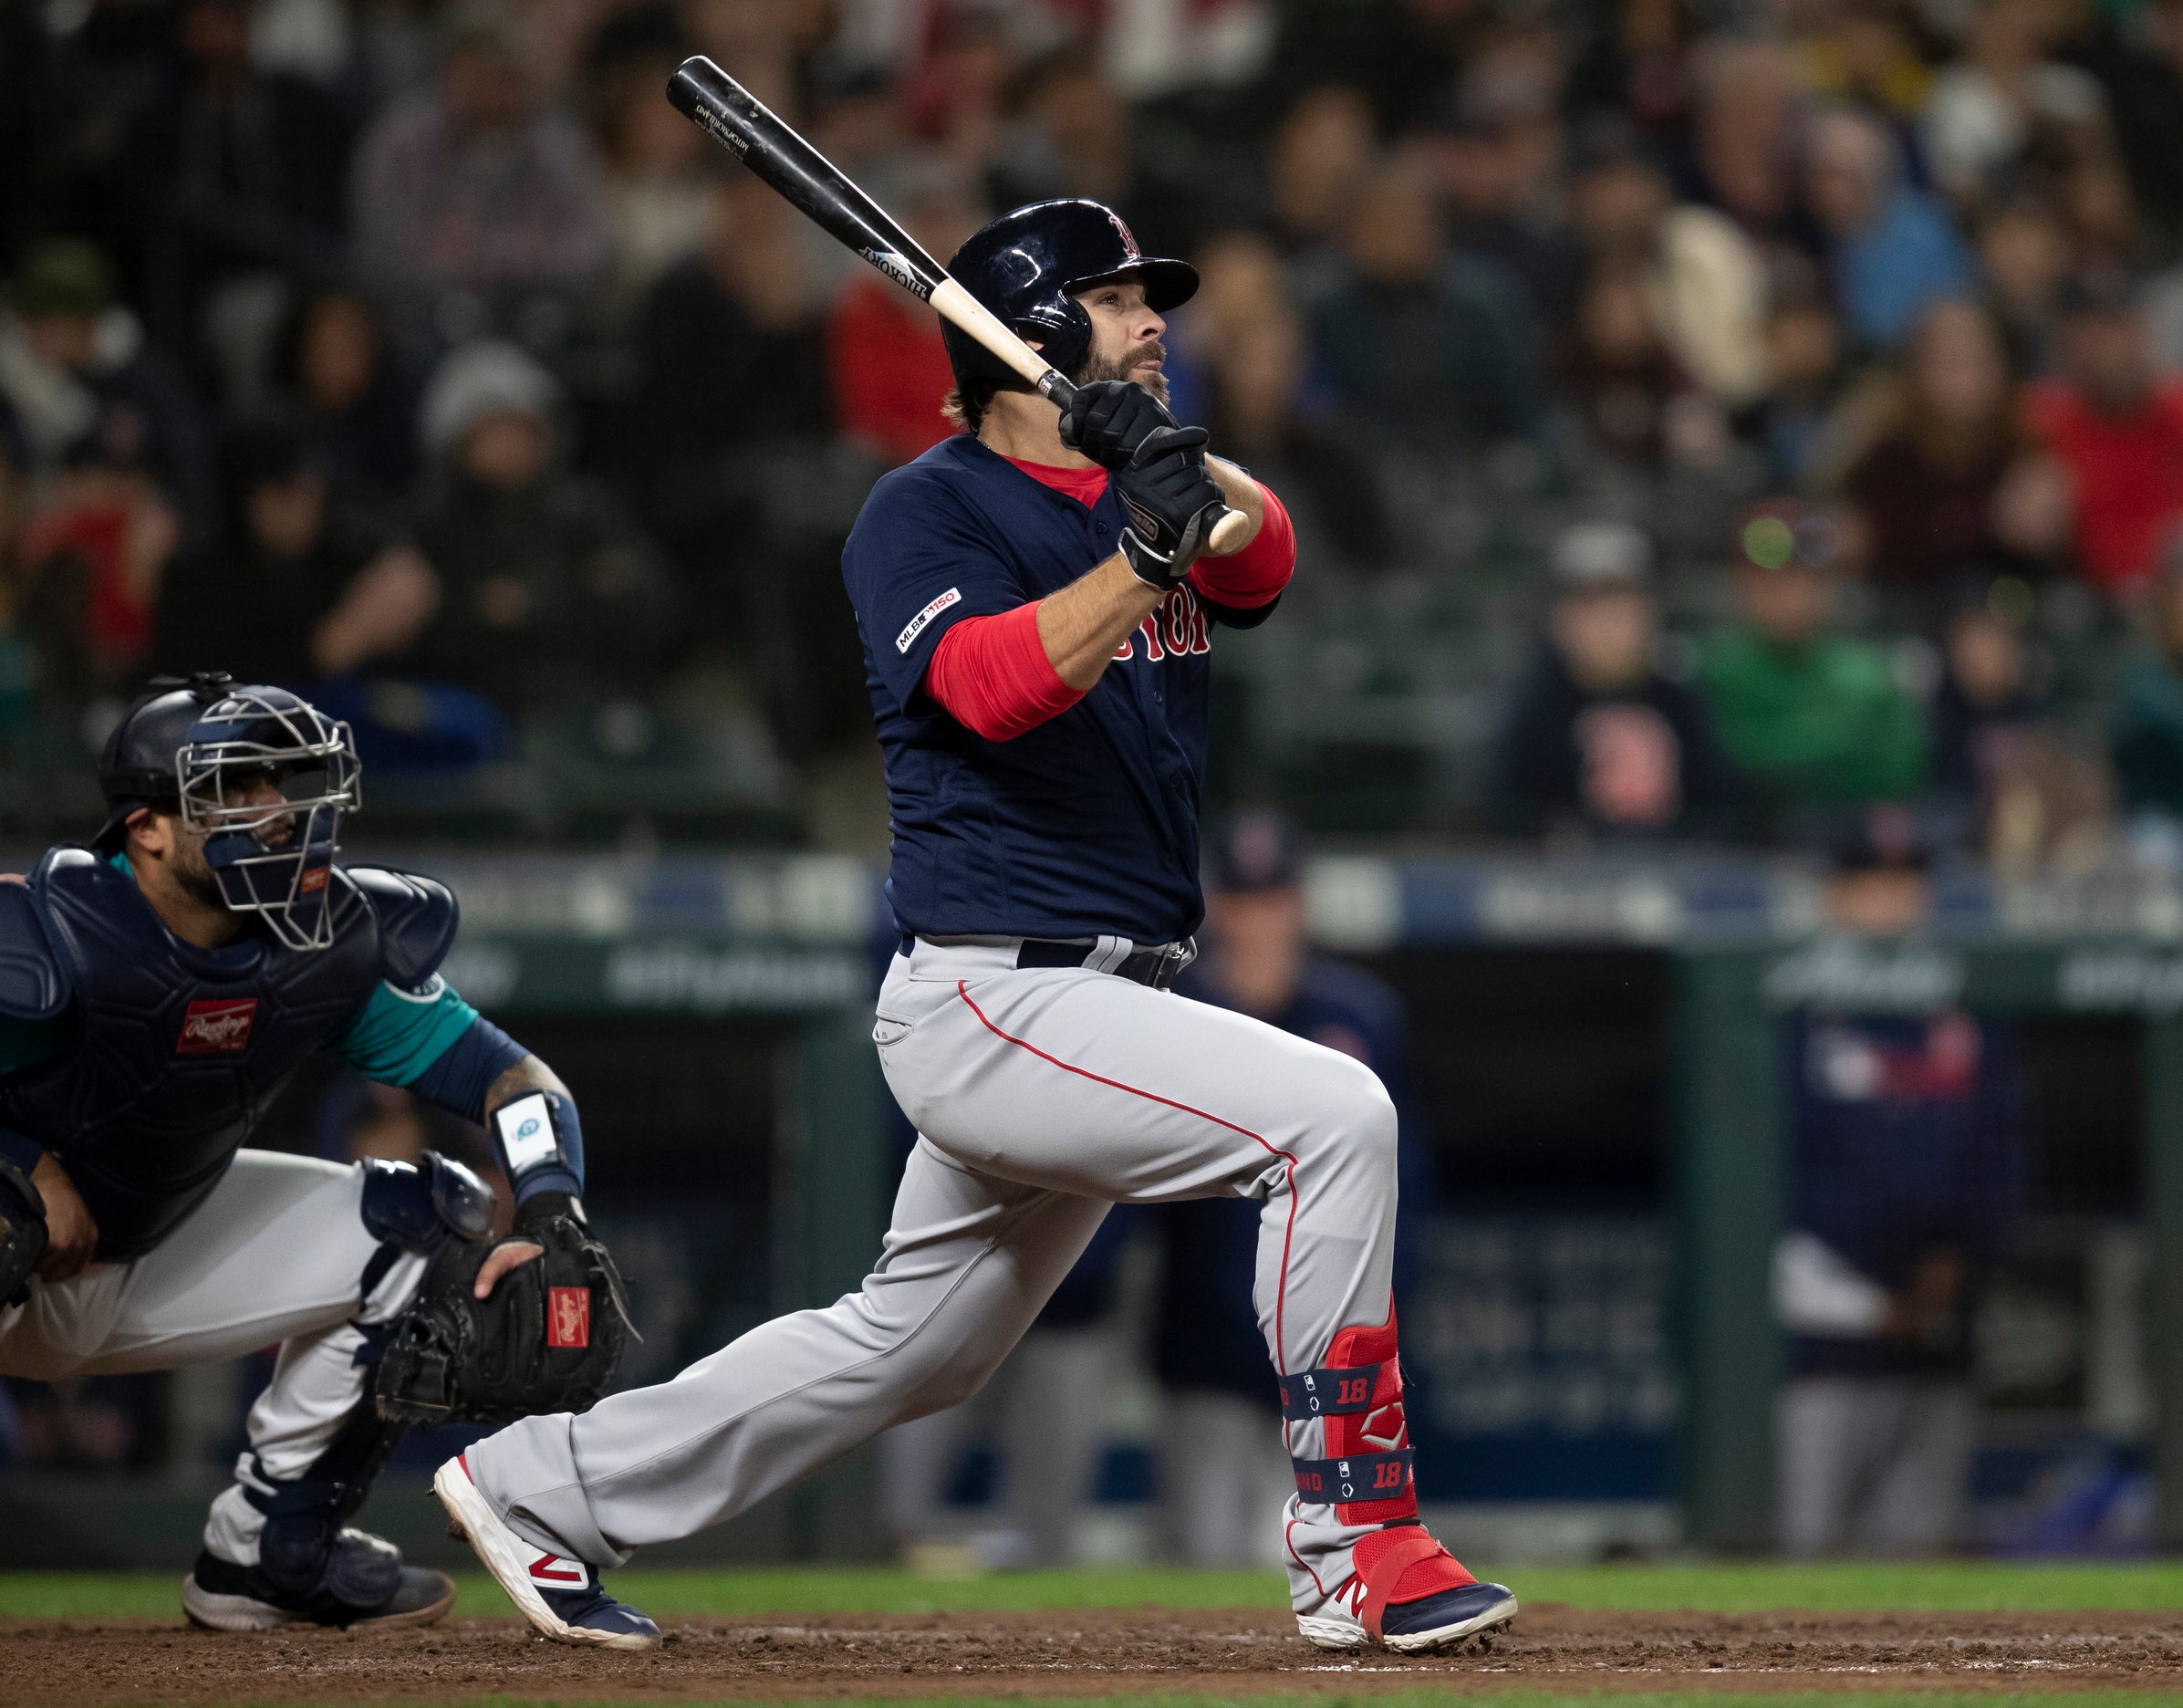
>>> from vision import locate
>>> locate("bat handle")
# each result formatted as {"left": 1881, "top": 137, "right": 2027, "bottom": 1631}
{"left": 1034, "top": 375, "right": 1253, "bottom": 557}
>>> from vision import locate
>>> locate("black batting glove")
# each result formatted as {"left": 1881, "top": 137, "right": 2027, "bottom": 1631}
{"left": 1111, "top": 424, "right": 1225, "bottom": 590}
{"left": 1059, "top": 380, "right": 1195, "bottom": 471}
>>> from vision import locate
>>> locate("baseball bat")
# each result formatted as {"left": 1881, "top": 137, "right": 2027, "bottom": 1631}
{"left": 665, "top": 56, "right": 1249, "bottom": 555}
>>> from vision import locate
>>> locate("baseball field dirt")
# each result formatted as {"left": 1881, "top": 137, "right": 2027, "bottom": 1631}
{"left": 9, "top": 1602, "right": 2183, "bottom": 1704}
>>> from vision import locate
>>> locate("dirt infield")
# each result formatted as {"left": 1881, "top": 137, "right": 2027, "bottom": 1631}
{"left": 8, "top": 1603, "right": 2183, "bottom": 1703}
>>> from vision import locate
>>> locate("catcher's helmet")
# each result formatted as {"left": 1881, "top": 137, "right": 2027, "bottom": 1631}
{"left": 941, "top": 200, "right": 1198, "bottom": 391}
{"left": 94, "top": 672, "right": 240, "bottom": 850}
{"left": 178, "top": 685, "right": 361, "bottom": 951}
{"left": 94, "top": 675, "right": 361, "bottom": 951}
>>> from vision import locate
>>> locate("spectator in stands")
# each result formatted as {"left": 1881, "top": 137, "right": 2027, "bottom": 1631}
{"left": 1923, "top": 0, "right": 2107, "bottom": 211}
{"left": 1928, "top": 573, "right": 2107, "bottom": 871}
{"left": 409, "top": 338, "right": 672, "bottom": 717}
{"left": 153, "top": 414, "right": 436, "bottom": 687}
{"left": 1840, "top": 299, "right": 2039, "bottom": 595}
{"left": 1978, "top": 187, "right": 2074, "bottom": 378}
{"left": 1163, "top": 810, "right": 1431, "bottom": 1564}
{"left": 1194, "top": 235, "right": 1393, "bottom": 573}
{"left": 1559, "top": 260, "right": 1719, "bottom": 470}
{"left": 1415, "top": 63, "right": 1582, "bottom": 325}
{"left": 1265, "top": 86, "right": 1378, "bottom": 267}
{"left": 1699, "top": 500, "right": 1927, "bottom": 821}
{"left": 1741, "top": 265, "right": 1850, "bottom": 489}
{"left": 1490, "top": 521, "right": 1738, "bottom": 840}
{"left": 1563, "top": 0, "right": 1699, "bottom": 156}
{"left": 1311, "top": 159, "right": 1542, "bottom": 449}
{"left": 1806, "top": 109, "right": 1975, "bottom": 354}
{"left": 625, "top": 168, "right": 833, "bottom": 555}
{"left": 266, "top": 286, "right": 418, "bottom": 505}
{"left": 349, "top": 4, "right": 612, "bottom": 347}
{"left": 589, "top": 51, "right": 720, "bottom": 318}
{"left": 2109, "top": 545, "right": 2183, "bottom": 830}
{"left": 1689, "top": 39, "right": 1810, "bottom": 254}
{"left": 827, "top": 154, "right": 984, "bottom": 467}
{"left": 2088, "top": 0, "right": 2183, "bottom": 244}
{"left": 989, "top": 44, "right": 1204, "bottom": 259}
{"left": 0, "top": 239, "right": 213, "bottom": 529}
{"left": 1775, "top": 813, "right": 2027, "bottom": 1556}
{"left": 121, "top": 0, "right": 359, "bottom": 355}
{"left": 2023, "top": 268, "right": 2183, "bottom": 601}
{"left": 1263, "top": 0, "right": 1481, "bottom": 136}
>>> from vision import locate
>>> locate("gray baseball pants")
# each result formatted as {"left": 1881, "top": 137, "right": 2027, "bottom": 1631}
{"left": 464, "top": 935, "right": 1408, "bottom": 1611}
{"left": 0, "top": 1151, "right": 426, "bottom": 1566}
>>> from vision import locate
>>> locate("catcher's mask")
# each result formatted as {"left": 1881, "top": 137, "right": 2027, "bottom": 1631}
{"left": 176, "top": 686, "right": 361, "bottom": 951}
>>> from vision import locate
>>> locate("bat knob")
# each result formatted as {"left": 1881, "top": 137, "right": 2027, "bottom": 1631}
{"left": 1207, "top": 507, "right": 1253, "bottom": 556}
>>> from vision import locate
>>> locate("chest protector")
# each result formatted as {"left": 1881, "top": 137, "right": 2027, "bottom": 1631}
{"left": 0, "top": 849, "right": 456, "bottom": 1259}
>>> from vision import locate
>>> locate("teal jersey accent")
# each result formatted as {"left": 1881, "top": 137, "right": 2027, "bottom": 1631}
{"left": 334, "top": 975, "right": 481, "bottom": 1088}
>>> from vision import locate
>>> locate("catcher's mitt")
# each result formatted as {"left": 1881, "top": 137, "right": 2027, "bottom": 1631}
{"left": 376, "top": 1213, "right": 634, "bottom": 1425}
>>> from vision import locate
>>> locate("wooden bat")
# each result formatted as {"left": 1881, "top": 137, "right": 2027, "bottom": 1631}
{"left": 665, "top": 56, "right": 1249, "bottom": 555}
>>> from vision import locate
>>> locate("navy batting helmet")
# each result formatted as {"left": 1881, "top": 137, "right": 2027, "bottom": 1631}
{"left": 941, "top": 200, "right": 1198, "bottom": 391}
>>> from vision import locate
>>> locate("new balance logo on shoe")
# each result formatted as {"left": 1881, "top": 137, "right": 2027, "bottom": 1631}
{"left": 529, "top": 1554, "right": 590, "bottom": 1589}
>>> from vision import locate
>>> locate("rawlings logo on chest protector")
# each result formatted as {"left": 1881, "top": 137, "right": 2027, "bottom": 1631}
{"left": 176, "top": 997, "right": 257, "bottom": 1055}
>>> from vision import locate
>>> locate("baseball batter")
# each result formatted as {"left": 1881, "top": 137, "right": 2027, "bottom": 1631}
{"left": 439, "top": 201, "right": 1518, "bottom": 1655}
{"left": 0, "top": 675, "right": 624, "bottom": 1631}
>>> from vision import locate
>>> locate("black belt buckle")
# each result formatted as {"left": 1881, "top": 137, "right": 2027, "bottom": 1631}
{"left": 1142, "top": 939, "right": 1192, "bottom": 992}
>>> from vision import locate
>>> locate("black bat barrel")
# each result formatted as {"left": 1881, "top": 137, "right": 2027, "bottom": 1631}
{"left": 667, "top": 57, "right": 948, "bottom": 302}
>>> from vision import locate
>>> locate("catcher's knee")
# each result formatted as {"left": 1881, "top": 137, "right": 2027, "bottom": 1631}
{"left": 358, "top": 1152, "right": 494, "bottom": 1254}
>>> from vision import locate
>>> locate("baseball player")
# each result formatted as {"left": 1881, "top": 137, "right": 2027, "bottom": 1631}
{"left": 0, "top": 674, "right": 620, "bottom": 1631}
{"left": 437, "top": 200, "right": 1518, "bottom": 1654}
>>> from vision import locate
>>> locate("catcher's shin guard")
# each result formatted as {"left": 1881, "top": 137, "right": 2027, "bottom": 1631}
{"left": 184, "top": 1372, "right": 452, "bottom": 1630}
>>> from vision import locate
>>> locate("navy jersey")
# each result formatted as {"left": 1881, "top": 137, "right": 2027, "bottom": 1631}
{"left": 1786, "top": 1009, "right": 2028, "bottom": 1378}
{"left": 1154, "top": 956, "right": 1432, "bottom": 1402}
{"left": 0, "top": 849, "right": 468, "bottom": 1257}
{"left": 841, "top": 434, "right": 1274, "bottom": 944}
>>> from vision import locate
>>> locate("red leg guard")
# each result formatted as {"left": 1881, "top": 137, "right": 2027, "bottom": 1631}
{"left": 1323, "top": 1300, "right": 1416, "bottom": 1526}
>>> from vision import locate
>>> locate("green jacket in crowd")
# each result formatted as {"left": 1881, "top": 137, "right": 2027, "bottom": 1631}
{"left": 2111, "top": 651, "right": 2183, "bottom": 815}
{"left": 1697, "top": 629, "right": 1927, "bottom": 807}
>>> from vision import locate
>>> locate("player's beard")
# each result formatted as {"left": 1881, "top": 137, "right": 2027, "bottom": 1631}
{"left": 1074, "top": 338, "right": 1169, "bottom": 404}
{"left": 168, "top": 829, "right": 234, "bottom": 911}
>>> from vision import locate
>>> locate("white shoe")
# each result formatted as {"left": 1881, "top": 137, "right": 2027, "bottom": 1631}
{"left": 432, "top": 1454, "right": 660, "bottom": 1651}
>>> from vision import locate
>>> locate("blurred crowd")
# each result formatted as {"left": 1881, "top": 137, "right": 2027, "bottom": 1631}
{"left": 11, "top": 0, "right": 2183, "bottom": 859}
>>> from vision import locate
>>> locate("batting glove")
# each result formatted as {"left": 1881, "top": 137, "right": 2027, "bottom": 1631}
{"left": 1112, "top": 424, "right": 1224, "bottom": 590}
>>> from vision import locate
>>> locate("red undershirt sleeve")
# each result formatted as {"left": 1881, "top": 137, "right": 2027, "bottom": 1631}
{"left": 923, "top": 602, "right": 1086, "bottom": 742}
{"left": 1187, "top": 482, "right": 1295, "bottom": 609}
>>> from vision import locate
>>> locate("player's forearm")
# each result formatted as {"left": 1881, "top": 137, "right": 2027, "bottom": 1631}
{"left": 1037, "top": 554, "right": 1165, "bottom": 690}
{"left": 483, "top": 1054, "right": 570, "bottom": 1119}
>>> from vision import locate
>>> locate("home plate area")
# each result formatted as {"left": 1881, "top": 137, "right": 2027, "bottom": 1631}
{"left": 11, "top": 1604, "right": 2183, "bottom": 1704}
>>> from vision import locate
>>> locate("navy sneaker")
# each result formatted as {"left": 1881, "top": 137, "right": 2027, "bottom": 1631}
{"left": 182, "top": 1539, "right": 454, "bottom": 1631}
{"left": 433, "top": 1453, "right": 660, "bottom": 1651}
{"left": 1377, "top": 1578, "right": 1520, "bottom": 1652}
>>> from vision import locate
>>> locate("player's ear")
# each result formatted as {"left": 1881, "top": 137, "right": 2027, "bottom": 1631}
{"left": 127, "top": 807, "right": 171, "bottom": 859}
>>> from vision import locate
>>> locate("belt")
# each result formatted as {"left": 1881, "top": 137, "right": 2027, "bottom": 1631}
{"left": 895, "top": 933, "right": 1197, "bottom": 991}
{"left": 1014, "top": 936, "right": 1196, "bottom": 990}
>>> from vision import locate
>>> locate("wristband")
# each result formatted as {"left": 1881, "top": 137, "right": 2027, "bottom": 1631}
{"left": 491, "top": 1088, "right": 585, "bottom": 1204}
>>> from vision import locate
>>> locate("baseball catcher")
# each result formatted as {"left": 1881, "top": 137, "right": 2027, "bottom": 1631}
{"left": 436, "top": 201, "right": 1516, "bottom": 1655}
{"left": 0, "top": 674, "right": 625, "bottom": 1630}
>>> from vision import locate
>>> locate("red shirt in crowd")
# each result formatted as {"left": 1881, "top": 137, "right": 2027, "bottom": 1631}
{"left": 2023, "top": 379, "right": 2183, "bottom": 596}
{"left": 826, "top": 279, "right": 959, "bottom": 467}
{"left": 922, "top": 456, "right": 1296, "bottom": 743}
